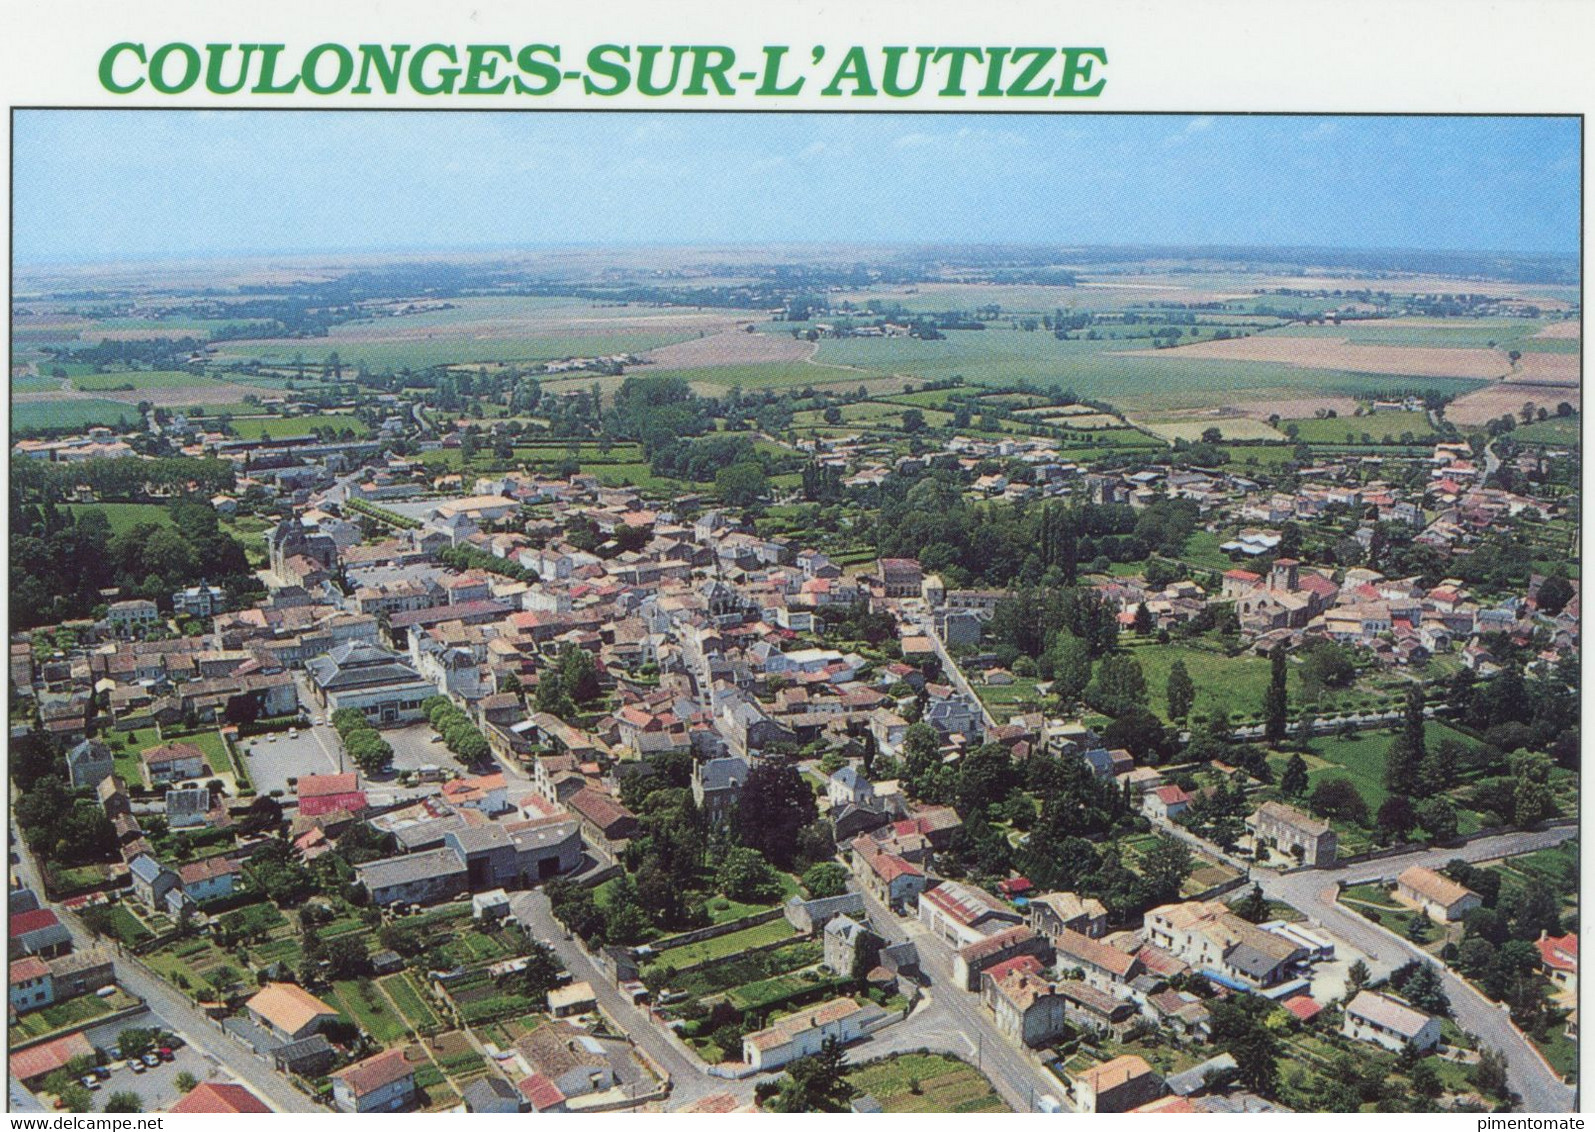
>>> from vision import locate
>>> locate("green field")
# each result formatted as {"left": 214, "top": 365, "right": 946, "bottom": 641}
{"left": 13, "top": 400, "right": 144, "bottom": 431}
{"left": 809, "top": 328, "right": 1492, "bottom": 411}
{"left": 71, "top": 370, "right": 223, "bottom": 392}
{"left": 219, "top": 332, "right": 701, "bottom": 372}
{"left": 1139, "top": 416, "right": 1286, "bottom": 443}
{"left": 653, "top": 918, "right": 798, "bottom": 966}
{"left": 63, "top": 503, "right": 175, "bottom": 535}
{"left": 331, "top": 978, "right": 412, "bottom": 1044}
{"left": 1285, "top": 720, "right": 1482, "bottom": 810}
{"left": 1283, "top": 410, "right": 1438, "bottom": 444}
{"left": 1514, "top": 415, "right": 1580, "bottom": 446}
{"left": 241, "top": 414, "right": 371, "bottom": 439}
{"left": 380, "top": 972, "right": 442, "bottom": 1034}
{"left": 844, "top": 1053, "right": 1008, "bottom": 1113}
{"left": 633, "top": 361, "right": 869, "bottom": 393}
{"left": 1267, "top": 319, "right": 1567, "bottom": 352}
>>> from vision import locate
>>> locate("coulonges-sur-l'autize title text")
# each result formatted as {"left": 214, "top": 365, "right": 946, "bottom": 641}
{"left": 98, "top": 43, "right": 1108, "bottom": 99}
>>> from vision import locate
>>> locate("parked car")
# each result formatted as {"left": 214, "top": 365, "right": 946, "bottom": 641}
{"left": 108, "top": 1045, "right": 123, "bottom": 1060}
{"left": 130, "top": 1060, "right": 146, "bottom": 1074}
{"left": 156, "top": 1048, "right": 174, "bottom": 1062}
{"left": 80, "top": 1075, "right": 101, "bottom": 1091}
{"left": 142, "top": 1053, "right": 160, "bottom": 1068}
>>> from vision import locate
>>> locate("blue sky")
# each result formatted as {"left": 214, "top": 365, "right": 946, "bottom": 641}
{"left": 14, "top": 112, "right": 1580, "bottom": 262}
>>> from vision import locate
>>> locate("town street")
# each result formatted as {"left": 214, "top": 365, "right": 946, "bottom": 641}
{"left": 508, "top": 888, "right": 754, "bottom": 1109}
{"left": 1257, "top": 826, "right": 1578, "bottom": 1113}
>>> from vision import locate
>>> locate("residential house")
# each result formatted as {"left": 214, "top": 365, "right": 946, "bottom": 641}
{"left": 1395, "top": 866, "right": 1482, "bottom": 923}
{"left": 1249, "top": 801, "right": 1338, "bottom": 867}
{"left": 690, "top": 756, "right": 749, "bottom": 825}
{"left": 953, "top": 925, "right": 1052, "bottom": 991}
{"left": 128, "top": 854, "right": 179, "bottom": 911}
{"left": 850, "top": 837, "right": 927, "bottom": 910}
{"left": 1143, "top": 900, "right": 1307, "bottom": 989}
{"left": 1071, "top": 1054, "right": 1165, "bottom": 1114}
{"left": 246, "top": 982, "right": 341, "bottom": 1044}
{"left": 273, "top": 1035, "right": 337, "bottom": 1078}
{"left": 742, "top": 998, "right": 887, "bottom": 1072}
{"left": 65, "top": 739, "right": 115, "bottom": 789}
{"left": 141, "top": 742, "right": 208, "bottom": 786}
{"left": 515, "top": 1020, "right": 616, "bottom": 1099}
{"left": 9, "top": 957, "right": 54, "bottom": 1014}
{"left": 332, "top": 1048, "right": 418, "bottom": 1113}
{"left": 169, "top": 1082, "right": 273, "bottom": 1114}
{"left": 1537, "top": 931, "right": 1578, "bottom": 996}
{"left": 462, "top": 1077, "right": 527, "bottom": 1113}
{"left": 1052, "top": 928, "right": 1143, "bottom": 992}
{"left": 177, "top": 855, "right": 242, "bottom": 904}
{"left": 1029, "top": 891, "right": 1109, "bottom": 941}
{"left": 1342, "top": 990, "right": 1442, "bottom": 1053}
{"left": 823, "top": 916, "right": 882, "bottom": 976}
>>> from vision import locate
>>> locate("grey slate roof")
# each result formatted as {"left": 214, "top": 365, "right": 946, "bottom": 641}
{"left": 355, "top": 846, "right": 467, "bottom": 890}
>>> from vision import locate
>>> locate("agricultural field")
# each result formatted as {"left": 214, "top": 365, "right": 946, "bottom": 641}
{"left": 1136, "top": 415, "right": 1286, "bottom": 443}
{"left": 11, "top": 399, "right": 145, "bottom": 431}
{"left": 1120, "top": 330, "right": 1512, "bottom": 380}
{"left": 1514, "top": 414, "right": 1581, "bottom": 447}
{"left": 1282, "top": 410, "right": 1438, "bottom": 444}
{"left": 242, "top": 414, "right": 371, "bottom": 439}
{"left": 844, "top": 1053, "right": 1008, "bottom": 1113}
{"left": 69, "top": 370, "right": 220, "bottom": 391}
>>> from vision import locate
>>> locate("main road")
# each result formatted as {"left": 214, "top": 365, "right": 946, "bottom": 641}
{"left": 1256, "top": 826, "right": 1577, "bottom": 1114}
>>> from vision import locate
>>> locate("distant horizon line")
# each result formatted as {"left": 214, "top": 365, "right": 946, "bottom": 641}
{"left": 14, "top": 238, "right": 1583, "bottom": 272}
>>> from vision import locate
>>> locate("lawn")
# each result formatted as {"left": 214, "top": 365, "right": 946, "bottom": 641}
{"left": 1298, "top": 720, "right": 1482, "bottom": 811}
{"left": 844, "top": 1053, "right": 1008, "bottom": 1113}
{"left": 652, "top": 918, "right": 798, "bottom": 967}
{"left": 62, "top": 503, "right": 175, "bottom": 535}
{"left": 112, "top": 727, "right": 232, "bottom": 780}
{"left": 1138, "top": 416, "right": 1286, "bottom": 443}
{"left": 331, "top": 978, "right": 413, "bottom": 1045}
{"left": 1124, "top": 640, "right": 1276, "bottom": 724}
{"left": 1514, "top": 415, "right": 1580, "bottom": 447}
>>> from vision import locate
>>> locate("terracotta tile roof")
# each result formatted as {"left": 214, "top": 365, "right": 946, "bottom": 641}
{"left": 1078, "top": 1054, "right": 1156, "bottom": 1094}
{"left": 246, "top": 982, "right": 339, "bottom": 1036}
{"left": 1537, "top": 931, "right": 1578, "bottom": 973}
{"left": 8, "top": 956, "right": 50, "bottom": 985}
{"left": 169, "top": 1082, "right": 273, "bottom": 1113}
{"left": 298, "top": 772, "right": 359, "bottom": 797}
{"left": 9, "top": 1031, "right": 94, "bottom": 1082}
{"left": 1397, "top": 865, "right": 1477, "bottom": 908}
{"left": 1281, "top": 994, "right": 1324, "bottom": 1022}
{"left": 334, "top": 1048, "right": 415, "bottom": 1097}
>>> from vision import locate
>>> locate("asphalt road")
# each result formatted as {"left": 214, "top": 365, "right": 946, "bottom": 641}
{"left": 508, "top": 888, "right": 751, "bottom": 1110}
{"left": 1258, "top": 826, "right": 1578, "bottom": 1114}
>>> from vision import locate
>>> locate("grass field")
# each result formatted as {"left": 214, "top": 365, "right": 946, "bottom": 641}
{"left": 241, "top": 414, "right": 371, "bottom": 439}
{"left": 62, "top": 502, "right": 175, "bottom": 535}
{"left": 1138, "top": 416, "right": 1286, "bottom": 443}
{"left": 844, "top": 1053, "right": 1008, "bottom": 1113}
{"left": 810, "top": 327, "right": 1491, "bottom": 411}
{"left": 12, "top": 399, "right": 144, "bottom": 431}
{"left": 653, "top": 918, "right": 798, "bottom": 966}
{"left": 1281, "top": 720, "right": 1482, "bottom": 811}
{"left": 1283, "top": 410, "right": 1438, "bottom": 444}
{"left": 332, "top": 978, "right": 412, "bottom": 1044}
{"left": 70, "top": 370, "right": 219, "bottom": 391}
{"left": 218, "top": 331, "right": 701, "bottom": 372}
{"left": 1513, "top": 415, "right": 1581, "bottom": 446}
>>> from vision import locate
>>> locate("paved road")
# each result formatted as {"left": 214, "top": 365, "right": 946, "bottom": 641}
{"left": 849, "top": 882, "right": 1061, "bottom": 1112}
{"left": 1258, "top": 826, "right": 1577, "bottom": 1113}
{"left": 508, "top": 889, "right": 751, "bottom": 1109}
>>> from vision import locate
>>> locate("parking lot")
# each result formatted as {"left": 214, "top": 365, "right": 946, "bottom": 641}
{"left": 241, "top": 726, "right": 341, "bottom": 796}
{"left": 381, "top": 723, "right": 458, "bottom": 776}
{"left": 81, "top": 1009, "right": 232, "bottom": 1112}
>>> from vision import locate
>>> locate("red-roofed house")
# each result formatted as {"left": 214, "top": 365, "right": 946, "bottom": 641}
{"left": 169, "top": 1082, "right": 273, "bottom": 1113}
{"left": 568, "top": 787, "right": 638, "bottom": 856}
{"left": 9, "top": 1031, "right": 94, "bottom": 1086}
{"left": 1281, "top": 994, "right": 1325, "bottom": 1024}
{"left": 1537, "top": 931, "right": 1578, "bottom": 994}
{"left": 332, "top": 1048, "right": 417, "bottom": 1113}
{"left": 517, "top": 1073, "right": 568, "bottom": 1113}
{"left": 1144, "top": 785, "right": 1192, "bottom": 821}
{"left": 297, "top": 772, "right": 367, "bottom": 818}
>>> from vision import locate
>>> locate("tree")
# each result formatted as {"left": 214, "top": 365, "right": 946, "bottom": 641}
{"left": 175, "top": 1072, "right": 199, "bottom": 1093}
{"left": 1234, "top": 883, "right": 1270, "bottom": 924}
{"left": 736, "top": 763, "right": 818, "bottom": 870}
{"left": 1471, "top": 1047, "right": 1509, "bottom": 1098}
{"left": 1043, "top": 633, "right": 1093, "bottom": 701}
{"left": 1309, "top": 777, "right": 1368, "bottom": 825}
{"left": 324, "top": 934, "right": 369, "bottom": 980}
{"left": 1210, "top": 996, "right": 1279, "bottom": 1096}
{"left": 767, "top": 1038, "right": 856, "bottom": 1112}
{"left": 1262, "top": 645, "right": 1289, "bottom": 747}
{"left": 1166, "top": 660, "right": 1195, "bottom": 721}
{"left": 1280, "top": 753, "right": 1309, "bottom": 799}
{"left": 239, "top": 794, "right": 284, "bottom": 836}
{"left": 717, "top": 845, "right": 784, "bottom": 902}
{"left": 1346, "top": 959, "right": 1371, "bottom": 994}
{"left": 1133, "top": 603, "right": 1154, "bottom": 635}
{"left": 1140, "top": 834, "right": 1193, "bottom": 904}
{"left": 1395, "top": 960, "right": 1451, "bottom": 1017}
{"left": 1415, "top": 796, "right": 1458, "bottom": 843}
{"left": 802, "top": 862, "right": 850, "bottom": 899}
{"left": 1384, "top": 685, "right": 1427, "bottom": 797}
{"left": 715, "top": 462, "right": 768, "bottom": 507}
{"left": 518, "top": 941, "right": 563, "bottom": 1009}
{"left": 1376, "top": 795, "right": 1417, "bottom": 843}
{"left": 104, "top": 1092, "right": 145, "bottom": 1113}
{"left": 1408, "top": 1060, "right": 1442, "bottom": 1099}
{"left": 1535, "top": 573, "right": 1573, "bottom": 616}
{"left": 117, "top": 1027, "right": 157, "bottom": 1059}
{"left": 901, "top": 408, "right": 927, "bottom": 434}
{"left": 955, "top": 742, "right": 1018, "bottom": 815}
{"left": 1087, "top": 653, "right": 1148, "bottom": 715}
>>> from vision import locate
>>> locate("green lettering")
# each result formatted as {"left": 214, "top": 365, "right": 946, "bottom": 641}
{"left": 931, "top": 46, "right": 982, "bottom": 96}
{"left": 1057, "top": 48, "right": 1107, "bottom": 97}
{"left": 820, "top": 46, "right": 876, "bottom": 97}
{"left": 301, "top": 43, "right": 353, "bottom": 95}
{"left": 979, "top": 47, "right": 1010, "bottom": 96}
{"left": 148, "top": 42, "right": 201, "bottom": 94}
{"left": 353, "top": 44, "right": 411, "bottom": 94}
{"left": 100, "top": 42, "right": 146, "bottom": 93}
{"left": 462, "top": 45, "right": 512, "bottom": 94}
{"left": 755, "top": 45, "right": 803, "bottom": 96}
{"left": 683, "top": 46, "right": 736, "bottom": 96}
{"left": 513, "top": 44, "right": 561, "bottom": 96}
{"left": 250, "top": 44, "right": 302, "bottom": 94}
{"left": 409, "top": 44, "right": 460, "bottom": 95}
{"left": 583, "top": 45, "right": 632, "bottom": 95}
{"left": 1005, "top": 47, "right": 1056, "bottom": 97}
{"left": 880, "top": 47, "right": 934, "bottom": 97}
